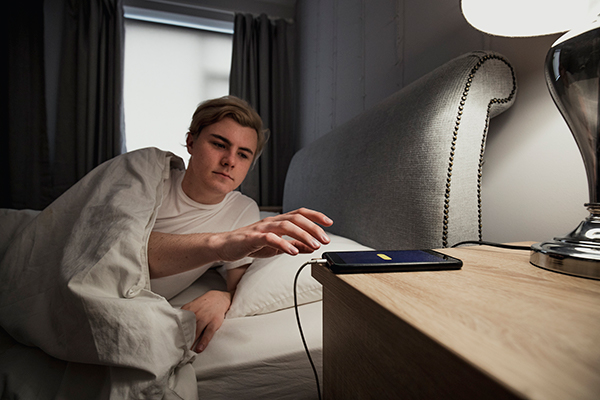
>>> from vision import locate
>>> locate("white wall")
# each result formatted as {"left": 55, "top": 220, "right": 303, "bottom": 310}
{"left": 481, "top": 34, "right": 588, "bottom": 243}
{"left": 295, "top": 0, "right": 589, "bottom": 243}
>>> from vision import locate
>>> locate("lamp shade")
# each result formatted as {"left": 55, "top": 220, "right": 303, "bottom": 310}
{"left": 461, "top": 0, "right": 600, "bottom": 37}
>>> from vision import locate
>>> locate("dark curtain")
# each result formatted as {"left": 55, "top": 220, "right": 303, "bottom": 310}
{"left": 2, "top": 0, "right": 52, "bottom": 209}
{"left": 52, "top": 0, "right": 125, "bottom": 200}
{"left": 229, "top": 13, "right": 296, "bottom": 207}
{"left": 1, "top": 0, "right": 125, "bottom": 210}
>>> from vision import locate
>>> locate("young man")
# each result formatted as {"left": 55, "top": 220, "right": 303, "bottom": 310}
{"left": 147, "top": 96, "right": 332, "bottom": 353}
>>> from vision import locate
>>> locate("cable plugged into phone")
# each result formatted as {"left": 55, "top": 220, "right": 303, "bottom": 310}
{"left": 300, "top": 258, "right": 327, "bottom": 265}
{"left": 294, "top": 259, "right": 327, "bottom": 400}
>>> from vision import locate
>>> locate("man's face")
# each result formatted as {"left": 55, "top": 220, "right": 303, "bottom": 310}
{"left": 183, "top": 117, "right": 258, "bottom": 204}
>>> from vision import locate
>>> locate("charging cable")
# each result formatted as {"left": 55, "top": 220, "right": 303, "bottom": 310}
{"left": 294, "top": 258, "right": 327, "bottom": 400}
{"left": 451, "top": 240, "right": 531, "bottom": 251}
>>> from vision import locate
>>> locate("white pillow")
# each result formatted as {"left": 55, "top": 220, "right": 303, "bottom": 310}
{"left": 227, "top": 233, "right": 373, "bottom": 318}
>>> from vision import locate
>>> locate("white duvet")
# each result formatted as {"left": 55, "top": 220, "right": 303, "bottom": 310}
{"left": 0, "top": 148, "right": 198, "bottom": 399}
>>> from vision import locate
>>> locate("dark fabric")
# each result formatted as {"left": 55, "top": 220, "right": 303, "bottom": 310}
{"left": 2, "top": 0, "right": 52, "bottom": 209}
{"left": 52, "top": 0, "right": 126, "bottom": 200}
{"left": 1, "top": 0, "right": 125, "bottom": 210}
{"left": 229, "top": 13, "right": 296, "bottom": 207}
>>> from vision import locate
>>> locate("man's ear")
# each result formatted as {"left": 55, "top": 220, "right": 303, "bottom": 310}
{"left": 186, "top": 132, "right": 194, "bottom": 153}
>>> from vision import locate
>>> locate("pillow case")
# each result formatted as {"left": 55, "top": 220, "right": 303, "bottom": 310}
{"left": 227, "top": 233, "right": 373, "bottom": 318}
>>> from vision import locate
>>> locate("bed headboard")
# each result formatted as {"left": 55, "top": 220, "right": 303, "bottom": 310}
{"left": 283, "top": 51, "right": 517, "bottom": 250}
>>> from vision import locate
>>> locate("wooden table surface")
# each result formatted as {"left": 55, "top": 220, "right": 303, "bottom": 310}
{"left": 312, "top": 243, "right": 600, "bottom": 399}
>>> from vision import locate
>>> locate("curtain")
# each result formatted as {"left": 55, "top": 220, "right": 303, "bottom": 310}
{"left": 51, "top": 0, "right": 125, "bottom": 200}
{"left": 1, "top": 0, "right": 125, "bottom": 210}
{"left": 230, "top": 13, "right": 296, "bottom": 207}
{"left": 2, "top": 0, "right": 52, "bottom": 209}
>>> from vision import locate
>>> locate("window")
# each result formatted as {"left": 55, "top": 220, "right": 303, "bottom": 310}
{"left": 123, "top": 19, "right": 233, "bottom": 165}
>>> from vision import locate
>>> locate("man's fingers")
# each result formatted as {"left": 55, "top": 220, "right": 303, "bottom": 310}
{"left": 287, "top": 239, "right": 316, "bottom": 254}
{"left": 261, "top": 214, "right": 331, "bottom": 249}
{"left": 190, "top": 317, "right": 208, "bottom": 347}
{"left": 216, "top": 208, "right": 334, "bottom": 262}
{"left": 182, "top": 291, "right": 230, "bottom": 353}
{"left": 289, "top": 207, "right": 333, "bottom": 227}
{"left": 195, "top": 323, "right": 218, "bottom": 352}
{"left": 246, "top": 209, "right": 334, "bottom": 258}
{"left": 258, "top": 232, "right": 300, "bottom": 256}
{"left": 248, "top": 235, "right": 322, "bottom": 259}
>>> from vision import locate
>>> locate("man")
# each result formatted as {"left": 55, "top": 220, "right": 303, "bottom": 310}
{"left": 147, "top": 96, "right": 332, "bottom": 353}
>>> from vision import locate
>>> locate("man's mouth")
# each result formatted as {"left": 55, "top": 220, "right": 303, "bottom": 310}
{"left": 214, "top": 171, "right": 234, "bottom": 181}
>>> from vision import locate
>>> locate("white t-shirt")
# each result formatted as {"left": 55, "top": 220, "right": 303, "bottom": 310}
{"left": 150, "top": 168, "right": 260, "bottom": 299}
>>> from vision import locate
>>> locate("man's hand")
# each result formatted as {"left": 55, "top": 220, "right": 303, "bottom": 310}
{"left": 213, "top": 208, "right": 333, "bottom": 261}
{"left": 181, "top": 290, "right": 231, "bottom": 353}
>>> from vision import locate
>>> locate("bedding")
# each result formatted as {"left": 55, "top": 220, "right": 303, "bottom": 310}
{"left": 0, "top": 148, "right": 372, "bottom": 399}
{"left": 169, "top": 276, "right": 325, "bottom": 399}
{"left": 195, "top": 302, "right": 324, "bottom": 399}
{"left": 0, "top": 148, "right": 198, "bottom": 399}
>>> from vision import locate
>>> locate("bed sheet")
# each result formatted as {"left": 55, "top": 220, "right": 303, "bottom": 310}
{"left": 195, "top": 302, "right": 322, "bottom": 400}
{"left": 0, "top": 303, "right": 323, "bottom": 400}
{"left": 0, "top": 268, "right": 322, "bottom": 400}
{"left": 170, "top": 269, "right": 323, "bottom": 400}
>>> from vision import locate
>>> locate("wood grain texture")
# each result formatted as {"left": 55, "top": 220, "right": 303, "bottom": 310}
{"left": 313, "top": 244, "right": 600, "bottom": 399}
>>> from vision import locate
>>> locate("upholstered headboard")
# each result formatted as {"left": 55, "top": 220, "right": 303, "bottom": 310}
{"left": 283, "top": 51, "right": 517, "bottom": 250}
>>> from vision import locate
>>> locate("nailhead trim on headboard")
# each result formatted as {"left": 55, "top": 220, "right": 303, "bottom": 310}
{"left": 442, "top": 54, "right": 517, "bottom": 248}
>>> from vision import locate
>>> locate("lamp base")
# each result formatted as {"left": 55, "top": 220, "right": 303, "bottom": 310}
{"left": 530, "top": 204, "right": 600, "bottom": 280}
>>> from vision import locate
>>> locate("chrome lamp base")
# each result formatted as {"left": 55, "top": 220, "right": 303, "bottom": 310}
{"left": 531, "top": 22, "right": 600, "bottom": 280}
{"left": 530, "top": 204, "right": 600, "bottom": 280}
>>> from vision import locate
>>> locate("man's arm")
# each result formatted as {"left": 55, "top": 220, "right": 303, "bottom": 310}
{"left": 148, "top": 208, "right": 333, "bottom": 279}
{"left": 152, "top": 207, "right": 332, "bottom": 353}
{"left": 148, "top": 231, "right": 221, "bottom": 278}
{"left": 226, "top": 264, "right": 249, "bottom": 294}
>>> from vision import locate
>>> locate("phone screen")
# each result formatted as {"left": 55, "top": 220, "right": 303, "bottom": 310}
{"left": 335, "top": 250, "right": 446, "bottom": 265}
{"left": 323, "top": 249, "right": 462, "bottom": 274}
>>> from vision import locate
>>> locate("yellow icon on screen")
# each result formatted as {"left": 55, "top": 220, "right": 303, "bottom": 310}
{"left": 377, "top": 253, "right": 392, "bottom": 260}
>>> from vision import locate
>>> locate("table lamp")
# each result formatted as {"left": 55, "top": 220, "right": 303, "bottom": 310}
{"left": 461, "top": 0, "right": 600, "bottom": 279}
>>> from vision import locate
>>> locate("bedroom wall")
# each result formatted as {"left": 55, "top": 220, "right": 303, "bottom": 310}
{"left": 294, "top": 0, "right": 588, "bottom": 244}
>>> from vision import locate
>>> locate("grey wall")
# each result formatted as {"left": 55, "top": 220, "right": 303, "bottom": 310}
{"left": 296, "top": 0, "right": 483, "bottom": 147}
{"left": 294, "top": 0, "right": 588, "bottom": 244}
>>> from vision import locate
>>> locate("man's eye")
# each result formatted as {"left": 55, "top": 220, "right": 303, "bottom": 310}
{"left": 213, "top": 142, "right": 226, "bottom": 148}
{"left": 239, "top": 153, "right": 249, "bottom": 159}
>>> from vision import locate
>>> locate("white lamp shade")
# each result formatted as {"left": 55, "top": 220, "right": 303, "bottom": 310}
{"left": 461, "top": 0, "right": 600, "bottom": 37}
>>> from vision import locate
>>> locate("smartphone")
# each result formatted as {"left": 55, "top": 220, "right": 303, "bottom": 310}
{"left": 322, "top": 249, "right": 462, "bottom": 274}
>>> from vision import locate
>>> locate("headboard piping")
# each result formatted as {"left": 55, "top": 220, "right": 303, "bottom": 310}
{"left": 442, "top": 54, "right": 517, "bottom": 247}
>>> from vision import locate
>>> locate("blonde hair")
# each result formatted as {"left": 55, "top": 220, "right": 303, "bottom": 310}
{"left": 188, "top": 96, "right": 269, "bottom": 163}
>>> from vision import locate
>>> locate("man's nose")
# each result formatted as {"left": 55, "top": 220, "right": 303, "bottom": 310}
{"left": 221, "top": 151, "right": 235, "bottom": 167}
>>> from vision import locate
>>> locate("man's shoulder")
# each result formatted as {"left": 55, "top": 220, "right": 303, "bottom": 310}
{"left": 226, "top": 191, "right": 258, "bottom": 210}
{"left": 222, "top": 191, "right": 260, "bottom": 227}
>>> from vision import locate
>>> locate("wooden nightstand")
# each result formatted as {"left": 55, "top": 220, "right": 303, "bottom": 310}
{"left": 312, "top": 243, "right": 600, "bottom": 399}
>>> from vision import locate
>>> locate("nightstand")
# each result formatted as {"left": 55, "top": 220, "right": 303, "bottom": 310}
{"left": 312, "top": 243, "right": 600, "bottom": 399}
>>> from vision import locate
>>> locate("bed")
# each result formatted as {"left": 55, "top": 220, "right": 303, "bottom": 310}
{"left": 0, "top": 51, "right": 516, "bottom": 399}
